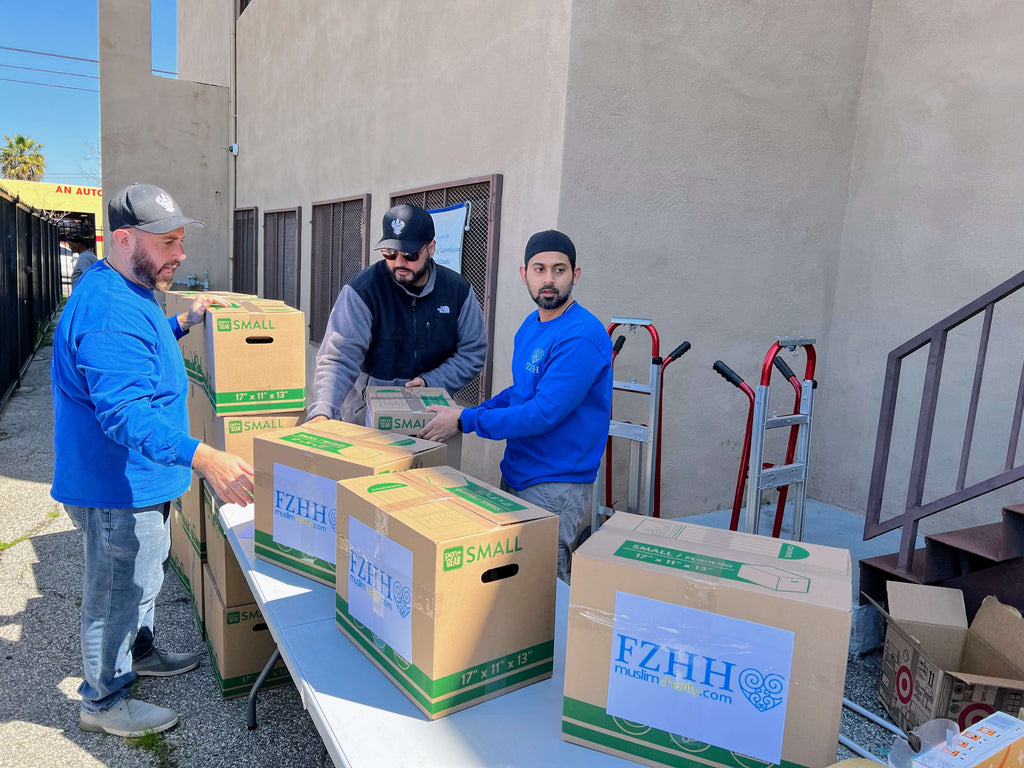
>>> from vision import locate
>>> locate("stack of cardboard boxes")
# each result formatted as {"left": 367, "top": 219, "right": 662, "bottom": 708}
{"left": 163, "top": 289, "right": 304, "bottom": 697}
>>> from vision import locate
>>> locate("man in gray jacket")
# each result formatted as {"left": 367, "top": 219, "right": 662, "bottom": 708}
{"left": 307, "top": 204, "right": 487, "bottom": 424}
{"left": 69, "top": 233, "right": 99, "bottom": 290}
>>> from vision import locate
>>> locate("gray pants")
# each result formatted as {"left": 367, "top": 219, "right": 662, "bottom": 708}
{"left": 501, "top": 479, "right": 592, "bottom": 583}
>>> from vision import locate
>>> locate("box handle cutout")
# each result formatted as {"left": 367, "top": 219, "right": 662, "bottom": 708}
{"left": 245, "top": 336, "right": 274, "bottom": 344}
{"left": 253, "top": 622, "right": 269, "bottom": 632}
{"left": 481, "top": 563, "right": 519, "bottom": 583}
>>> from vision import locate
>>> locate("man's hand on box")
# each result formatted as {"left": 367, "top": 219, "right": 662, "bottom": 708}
{"left": 192, "top": 443, "right": 255, "bottom": 506}
{"left": 305, "top": 414, "right": 328, "bottom": 424}
{"left": 404, "top": 377, "right": 426, "bottom": 388}
{"left": 179, "top": 294, "right": 230, "bottom": 331}
{"left": 420, "top": 404, "right": 463, "bottom": 442}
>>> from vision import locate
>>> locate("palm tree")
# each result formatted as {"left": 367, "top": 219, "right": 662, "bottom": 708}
{"left": 1, "top": 134, "right": 47, "bottom": 181}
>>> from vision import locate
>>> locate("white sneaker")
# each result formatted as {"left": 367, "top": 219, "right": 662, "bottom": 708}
{"left": 79, "top": 696, "right": 179, "bottom": 737}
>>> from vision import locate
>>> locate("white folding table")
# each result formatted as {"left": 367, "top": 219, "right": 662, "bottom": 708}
{"left": 218, "top": 504, "right": 626, "bottom": 767}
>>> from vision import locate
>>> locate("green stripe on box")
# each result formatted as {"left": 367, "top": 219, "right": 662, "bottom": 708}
{"left": 169, "top": 555, "right": 192, "bottom": 597}
{"left": 205, "top": 638, "right": 291, "bottom": 698}
{"left": 214, "top": 388, "right": 305, "bottom": 406}
{"left": 279, "top": 431, "right": 354, "bottom": 454}
{"left": 447, "top": 481, "right": 528, "bottom": 514}
{"left": 253, "top": 529, "right": 335, "bottom": 582}
{"left": 418, "top": 394, "right": 450, "bottom": 407}
{"left": 213, "top": 398, "right": 306, "bottom": 415}
{"left": 560, "top": 697, "right": 804, "bottom": 768}
{"left": 335, "top": 594, "right": 553, "bottom": 714}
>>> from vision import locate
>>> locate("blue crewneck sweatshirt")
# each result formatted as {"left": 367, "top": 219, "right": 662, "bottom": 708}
{"left": 460, "top": 301, "right": 612, "bottom": 489}
{"left": 51, "top": 260, "right": 200, "bottom": 508}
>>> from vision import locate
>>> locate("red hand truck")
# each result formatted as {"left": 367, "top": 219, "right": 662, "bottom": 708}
{"left": 712, "top": 337, "right": 816, "bottom": 540}
{"left": 592, "top": 318, "right": 691, "bottom": 532}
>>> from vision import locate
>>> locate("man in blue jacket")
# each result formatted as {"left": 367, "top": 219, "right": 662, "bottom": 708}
{"left": 306, "top": 203, "right": 487, "bottom": 425}
{"left": 421, "top": 230, "right": 612, "bottom": 581}
{"left": 52, "top": 183, "right": 255, "bottom": 737}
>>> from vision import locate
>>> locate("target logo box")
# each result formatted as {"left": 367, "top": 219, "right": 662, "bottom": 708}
{"left": 561, "top": 512, "right": 853, "bottom": 768}
{"left": 872, "top": 583, "right": 1024, "bottom": 734}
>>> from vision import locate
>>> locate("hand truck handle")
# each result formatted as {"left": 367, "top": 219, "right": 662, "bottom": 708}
{"left": 713, "top": 360, "right": 745, "bottom": 388}
{"left": 612, "top": 336, "right": 626, "bottom": 355}
{"left": 664, "top": 341, "right": 691, "bottom": 365}
{"left": 772, "top": 355, "right": 797, "bottom": 382}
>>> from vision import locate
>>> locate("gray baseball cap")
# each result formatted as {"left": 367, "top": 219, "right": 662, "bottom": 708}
{"left": 107, "top": 182, "right": 204, "bottom": 234}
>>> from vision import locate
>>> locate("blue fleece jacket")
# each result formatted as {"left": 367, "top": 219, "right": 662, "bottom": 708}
{"left": 51, "top": 260, "right": 200, "bottom": 508}
{"left": 460, "top": 302, "right": 612, "bottom": 489}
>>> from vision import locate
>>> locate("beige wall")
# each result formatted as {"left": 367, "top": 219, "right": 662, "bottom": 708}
{"left": 559, "top": 0, "right": 872, "bottom": 516}
{"left": 156, "top": 0, "right": 1024, "bottom": 527}
{"left": 232, "top": 0, "right": 573, "bottom": 482}
{"left": 820, "top": 1, "right": 1024, "bottom": 530}
{"left": 100, "top": 0, "right": 231, "bottom": 289}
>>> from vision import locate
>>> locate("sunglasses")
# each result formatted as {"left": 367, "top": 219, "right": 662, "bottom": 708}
{"left": 380, "top": 247, "right": 422, "bottom": 262}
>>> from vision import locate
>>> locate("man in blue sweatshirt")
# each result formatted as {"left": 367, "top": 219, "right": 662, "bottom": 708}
{"left": 51, "top": 183, "right": 256, "bottom": 737}
{"left": 421, "top": 230, "right": 612, "bottom": 581}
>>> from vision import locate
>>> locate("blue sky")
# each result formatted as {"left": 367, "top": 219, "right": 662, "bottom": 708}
{"left": 0, "top": 0, "right": 177, "bottom": 187}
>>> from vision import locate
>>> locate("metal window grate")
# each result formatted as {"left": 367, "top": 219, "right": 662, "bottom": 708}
{"left": 264, "top": 207, "right": 301, "bottom": 308}
{"left": 232, "top": 207, "right": 258, "bottom": 294}
{"left": 310, "top": 195, "right": 369, "bottom": 345}
{"left": 392, "top": 174, "right": 502, "bottom": 407}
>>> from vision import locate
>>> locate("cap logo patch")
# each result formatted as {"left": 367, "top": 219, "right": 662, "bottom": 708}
{"left": 155, "top": 193, "right": 176, "bottom": 213}
{"left": 391, "top": 219, "right": 405, "bottom": 236}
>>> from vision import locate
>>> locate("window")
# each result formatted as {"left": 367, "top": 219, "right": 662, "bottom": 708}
{"left": 232, "top": 207, "right": 258, "bottom": 295}
{"left": 392, "top": 174, "right": 502, "bottom": 407}
{"left": 310, "top": 195, "right": 370, "bottom": 345}
{"left": 263, "top": 207, "right": 301, "bottom": 309}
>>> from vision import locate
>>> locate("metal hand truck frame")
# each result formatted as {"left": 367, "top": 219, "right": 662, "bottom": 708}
{"left": 592, "top": 317, "right": 690, "bottom": 532}
{"left": 713, "top": 337, "right": 816, "bottom": 540}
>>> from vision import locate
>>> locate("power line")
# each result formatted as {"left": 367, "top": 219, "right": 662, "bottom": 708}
{"left": 0, "top": 63, "right": 98, "bottom": 80}
{"left": 0, "top": 44, "right": 176, "bottom": 76}
{"left": 0, "top": 77, "right": 98, "bottom": 93}
{"left": 0, "top": 44, "right": 97, "bottom": 64}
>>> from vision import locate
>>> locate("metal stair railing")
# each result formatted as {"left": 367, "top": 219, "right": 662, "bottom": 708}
{"left": 864, "top": 267, "right": 1024, "bottom": 573}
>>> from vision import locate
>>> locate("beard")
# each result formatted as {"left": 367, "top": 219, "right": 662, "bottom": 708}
{"left": 387, "top": 258, "right": 430, "bottom": 288}
{"left": 129, "top": 239, "right": 179, "bottom": 290}
{"left": 531, "top": 283, "right": 573, "bottom": 310}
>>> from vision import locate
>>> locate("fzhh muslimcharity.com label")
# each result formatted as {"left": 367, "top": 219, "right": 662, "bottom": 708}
{"left": 607, "top": 592, "right": 794, "bottom": 764}
{"left": 347, "top": 516, "right": 414, "bottom": 662}
{"left": 271, "top": 463, "right": 338, "bottom": 564}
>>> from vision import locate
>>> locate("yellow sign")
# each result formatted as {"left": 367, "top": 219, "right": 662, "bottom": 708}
{"left": 0, "top": 178, "right": 104, "bottom": 258}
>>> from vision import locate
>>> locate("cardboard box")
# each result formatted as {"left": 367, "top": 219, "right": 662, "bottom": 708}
{"left": 188, "top": 383, "right": 303, "bottom": 466}
{"left": 364, "top": 386, "right": 462, "bottom": 469}
{"left": 335, "top": 466, "right": 559, "bottom": 719}
{"left": 169, "top": 506, "right": 205, "bottom": 637}
{"left": 203, "top": 482, "right": 254, "bottom": 608}
{"left": 874, "top": 583, "right": 1024, "bottom": 733}
{"left": 159, "top": 289, "right": 258, "bottom": 315}
{"left": 561, "top": 512, "right": 852, "bottom": 768}
{"left": 252, "top": 421, "right": 448, "bottom": 586}
{"left": 203, "top": 563, "right": 290, "bottom": 699}
{"left": 912, "top": 710, "right": 1024, "bottom": 767}
{"left": 182, "top": 299, "right": 306, "bottom": 417}
{"left": 172, "top": 472, "right": 206, "bottom": 560}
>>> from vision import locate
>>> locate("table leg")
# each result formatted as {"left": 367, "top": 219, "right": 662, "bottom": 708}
{"left": 246, "top": 646, "right": 282, "bottom": 730}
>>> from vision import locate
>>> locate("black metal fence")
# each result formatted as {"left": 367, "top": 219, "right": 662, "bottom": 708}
{"left": 1, "top": 187, "right": 62, "bottom": 410}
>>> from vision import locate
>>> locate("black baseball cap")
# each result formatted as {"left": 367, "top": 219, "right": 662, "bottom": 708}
{"left": 376, "top": 204, "right": 434, "bottom": 253}
{"left": 107, "top": 182, "right": 204, "bottom": 234}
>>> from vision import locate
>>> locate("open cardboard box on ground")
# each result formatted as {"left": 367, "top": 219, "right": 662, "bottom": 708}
{"left": 335, "top": 466, "right": 558, "bottom": 720}
{"left": 252, "top": 421, "right": 447, "bottom": 586}
{"left": 562, "top": 512, "right": 853, "bottom": 768}
{"left": 364, "top": 386, "right": 462, "bottom": 468}
{"left": 872, "top": 582, "right": 1024, "bottom": 734}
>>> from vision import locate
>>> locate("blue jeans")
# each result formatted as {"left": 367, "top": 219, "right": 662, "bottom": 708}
{"left": 65, "top": 503, "right": 170, "bottom": 713}
{"left": 501, "top": 479, "right": 592, "bottom": 583}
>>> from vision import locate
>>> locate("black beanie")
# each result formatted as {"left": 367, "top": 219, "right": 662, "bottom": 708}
{"left": 524, "top": 230, "right": 576, "bottom": 269}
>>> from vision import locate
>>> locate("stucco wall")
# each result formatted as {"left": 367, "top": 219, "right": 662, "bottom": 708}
{"left": 232, "top": 0, "right": 573, "bottom": 482}
{"left": 559, "top": 0, "right": 872, "bottom": 516}
{"left": 821, "top": 1, "right": 1024, "bottom": 530}
{"left": 99, "top": 0, "right": 231, "bottom": 289}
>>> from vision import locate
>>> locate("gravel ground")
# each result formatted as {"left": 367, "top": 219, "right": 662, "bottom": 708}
{"left": 0, "top": 324, "right": 901, "bottom": 767}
